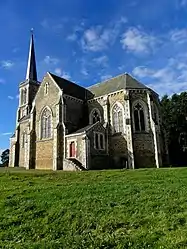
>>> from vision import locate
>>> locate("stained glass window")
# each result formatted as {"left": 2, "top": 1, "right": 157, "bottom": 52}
{"left": 41, "top": 108, "right": 52, "bottom": 139}
{"left": 133, "top": 103, "right": 145, "bottom": 132}
{"left": 112, "top": 104, "right": 124, "bottom": 133}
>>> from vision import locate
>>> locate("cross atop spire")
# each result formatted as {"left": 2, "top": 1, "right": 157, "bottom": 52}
{"left": 26, "top": 29, "right": 37, "bottom": 81}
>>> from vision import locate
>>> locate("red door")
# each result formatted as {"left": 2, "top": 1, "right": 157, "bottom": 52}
{"left": 69, "top": 141, "right": 76, "bottom": 157}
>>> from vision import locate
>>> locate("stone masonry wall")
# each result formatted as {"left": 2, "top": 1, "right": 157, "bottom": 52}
{"left": 34, "top": 74, "right": 61, "bottom": 170}
{"left": 133, "top": 133, "right": 155, "bottom": 168}
{"left": 130, "top": 90, "right": 156, "bottom": 168}
{"left": 88, "top": 123, "right": 108, "bottom": 169}
{"left": 66, "top": 135, "right": 86, "bottom": 167}
{"left": 108, "top": 91, "right": 127, "bottom": 156}
{"left": 35, "top": 140, "right": 53, "bottom": 169}
{"left": 18, "top": 121, "right": 29, "bottom": 167}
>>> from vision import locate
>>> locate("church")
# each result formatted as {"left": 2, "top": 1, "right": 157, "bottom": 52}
{"left": 9, "top": 32, "right": 168, "bottom": 171}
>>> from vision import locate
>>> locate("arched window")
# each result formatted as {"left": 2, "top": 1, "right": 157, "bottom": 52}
{"left": 133, "top": 103, "right": 145, "bottom": 132}
{"left": 41, "top": 108, "right": 52, "bottom": 139}
{"left": 94, "top": 132, "right": 105, "bottom": 150}
{"left": 112, "top": 103, "right": 124, "bottom": 133}
{"left": 90, "top": 109, "right": 101, "bottom": 124}
{"left": 21, "top": 88, "right": 27, "bottom": 105}
{"left": 44, "top": 83, "right": 49, "bottom": 96}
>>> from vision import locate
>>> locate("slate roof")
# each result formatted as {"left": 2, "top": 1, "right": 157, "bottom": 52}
{"left": 49, "top": 73, "right": 90, "bottom": 100}
{"left": 26, "top": 32, "right": 38, "bottom": 81}
{"left": 87, "top": 73, "right": 149, "bottom": 97}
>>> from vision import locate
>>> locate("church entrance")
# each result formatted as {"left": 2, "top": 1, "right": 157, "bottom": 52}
{"left": 69, "top": 141, "right": 76, "bottom": 157}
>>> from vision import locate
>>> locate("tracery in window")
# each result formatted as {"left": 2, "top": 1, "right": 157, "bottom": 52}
{"left": 133, "top": 103, "right": 145, "bottom": 132}
{"left": 41, "top": 108, "right": 52, "bottom": 139}
{"left": 112, "top": 104, "right": 124, "bottom": 133}
{"left": 91, "top": 109, "right": 101, "bottom": 124}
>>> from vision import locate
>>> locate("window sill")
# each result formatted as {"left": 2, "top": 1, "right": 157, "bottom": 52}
{"left": 94, "top": 147, "right": 105, "bottom": 151}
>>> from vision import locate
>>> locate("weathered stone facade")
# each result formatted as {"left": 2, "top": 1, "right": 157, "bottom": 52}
{"left": 9, "top": 33, "right": 168, "bottom": 171}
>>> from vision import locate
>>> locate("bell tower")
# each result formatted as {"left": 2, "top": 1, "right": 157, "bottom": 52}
{"left": 17, "top": 29, "right": 40, "bottom": 122}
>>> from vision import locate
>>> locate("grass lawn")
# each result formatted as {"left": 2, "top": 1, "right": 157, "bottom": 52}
{"left": 1, "top": 168, "right": 187, "bottom": 248}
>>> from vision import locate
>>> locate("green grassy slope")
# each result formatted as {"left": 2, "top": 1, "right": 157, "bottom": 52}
{"left": 1, "top": 168, "right": 187, "bottom": 248}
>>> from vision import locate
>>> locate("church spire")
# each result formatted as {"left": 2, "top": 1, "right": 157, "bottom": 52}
{"left": 26, "top": 29, "right": 37, "bottom": 81}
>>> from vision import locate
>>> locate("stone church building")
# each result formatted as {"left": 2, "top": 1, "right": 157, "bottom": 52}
{"left": 9, "top": 33, "right": 168, "bottom": 170}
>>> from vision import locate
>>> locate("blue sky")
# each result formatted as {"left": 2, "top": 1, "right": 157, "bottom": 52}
{"left": 0, "top": 0, "right": 187, "bottom": 154}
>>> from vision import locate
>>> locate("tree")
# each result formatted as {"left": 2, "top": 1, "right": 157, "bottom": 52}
{"left": 161, "top": 92, "right": 187, "bottom": 166}
{"left": 1, "top": 149, "right": 9, "bottom": 167}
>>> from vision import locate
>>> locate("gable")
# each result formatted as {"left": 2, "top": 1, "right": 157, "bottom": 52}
{"left": 87, "top": 122, "right": 106, "bottom": 135}
{"left": 34, "top": 73, "right": 62, "bottom": 115}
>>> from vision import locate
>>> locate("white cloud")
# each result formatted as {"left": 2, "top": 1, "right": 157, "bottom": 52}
{"left": 148, "top": 81, "right": 187, "bottom": 96}
{"left": 180, "top": 0, "right": 187, "bottom": 6}
{"left": 41, "top": 19, "right": 64, "bottom": 32}
{"left": 61, "top": 71, "right": 71, "bottom": 80}
{"left": 133, "top": 66, "right": 154, "bottom": 78}
{"left": 170, "top": 29, "right": 187, "bottom": 44}
{"left": 100, "top": 74, "right": 113, "bottom": 81}
{"left": 81, "top": 27, "right": 107, "bottom": 51}
{"left": 67, "top": 33, "right": 77, "bottom": 41}
{"left": 44, "top": 56, "right": 59, "bottom": 65}
{"left": 1, "top": 60, "right": 14, "bottom": 69}
{"left": 81, "top": 17, "right": 127, "bottom": 52}
{"left": 0, "top": 132, "right": 12, "bottom": 136}
{"left": 8, "top": 96, "right": 14, "bottom": 100}
{"left": 54, "top": 68, "right": 62, "bottom": 76}
{"left": 121, "top": 27, "right": 157, "bottom": 53}
{"left": 132, "top": 55, "right": 187, "bottom": 96}
{"left": 93, "top": 55, "right": 108, "bottom": 67}
{"left": 119, "top": 16, "right": 128, "bottom": 24}
{"left": 81, "top": 68, "right": 89, "bottom": 76}
{"left": 0, "top": 78, "right": 5, "bottom": 84}
{"left": 118, "top": 65, "right": 126, "bottom": 72}
{"left": 133, "top": 65, "right": 175, "bottom": 83}
{"left": 128, "top": 1, "right": 138, "bottom": 7}
{"left": 54, "top": 68, "right": 71, "bottom": 80}
{"left": 12, "top": 47, "right": 19, "bottom": 53}
{"left": 41, "top": 19, "right": 49, "bottom": 29}
{"left": 66, "top": 22, "right": 85, "bottom": 42}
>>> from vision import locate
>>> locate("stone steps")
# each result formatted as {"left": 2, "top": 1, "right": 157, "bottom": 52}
{"left": 63, "top": 158, "right": 84, "bottom": 171}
